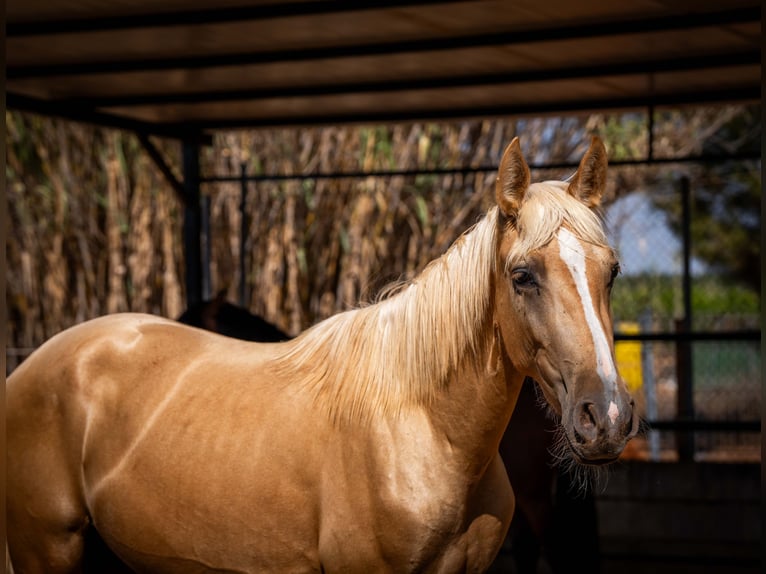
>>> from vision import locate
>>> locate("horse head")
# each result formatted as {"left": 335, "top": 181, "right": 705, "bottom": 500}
{"left": 492, "top": 136, "right": 638, "bottom": 467}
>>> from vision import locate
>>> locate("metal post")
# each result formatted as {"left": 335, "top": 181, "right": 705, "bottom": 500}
{"left": 182, "top": 139, "right": 203, "bottom": 307}
{"left": 676, "top": 176, "right": 694, "bottom": 461}
{"left": 639, "top": 309, "right": 660, "bottom": 460}
{"left": 201, "top": 190, "right": 212, "bottom": 301}
{"left": 647, "top": 105, "right": 655, "bottom": 162}
{"left": 239, "top": 161, "right": 249, "bottom": 307}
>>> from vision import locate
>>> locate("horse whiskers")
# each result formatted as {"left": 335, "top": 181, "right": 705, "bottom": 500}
{"left": 525, "top": 377, "right": 558, "bottom": 422}
{"left": 547, "top": 425, "right": 611, "bottom": 496}
{"left": 521, "top": 384, "right": 601, "bottom": 493}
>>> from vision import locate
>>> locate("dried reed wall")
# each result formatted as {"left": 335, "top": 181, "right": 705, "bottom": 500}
{"left": 6, "top": 107, "right": 756, "bottom": 373}
{"left": 7, "top": 114, "right": 600, "bottom": 365}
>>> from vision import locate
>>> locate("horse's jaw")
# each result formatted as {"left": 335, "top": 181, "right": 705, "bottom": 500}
{"left": 525, "top": 344, "right": 639, "bottom": 466}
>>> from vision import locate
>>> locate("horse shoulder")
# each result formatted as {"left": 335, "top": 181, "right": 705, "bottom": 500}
{"left": 316, "top": 413, "right": 512, "bottom": 572}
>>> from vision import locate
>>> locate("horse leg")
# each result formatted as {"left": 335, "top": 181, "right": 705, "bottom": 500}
{"left": 545, "top": 469, "right": 600, "bottom": 574}
{"left": 6, "top": 503, "right": 88, "bottom": 574}
{"left": 505, "top": 508, "right": 542, "bottom": 574}
{"left": 7, "top": 492, "right": 134, "bottom": 574}
{"left": 7, "top": 523, "right": 134, "bottom": 574}
{"left": 6, "top": 462, "right": 90, "bottom": 574}
{"left": 7, "top": 397, "right": 90, "bottom": 573}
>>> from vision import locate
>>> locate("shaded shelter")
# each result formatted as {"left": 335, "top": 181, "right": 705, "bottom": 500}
{"left": 6, "top": 0, "right": 761, "bottom": 303}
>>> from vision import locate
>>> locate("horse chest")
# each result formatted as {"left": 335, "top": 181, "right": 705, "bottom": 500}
{"left": 315, "top": 418, "right": 479, "bottom": 569}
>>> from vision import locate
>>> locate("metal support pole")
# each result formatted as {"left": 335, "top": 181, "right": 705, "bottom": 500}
{"left": 676, "top": 176, "right": 695, "bottom": 461}
{"left": 639, "top": 309, "right": 660, "bottom": 460}
{"left": 647, "top": 105, "right": 655, "bottom": 162}
{"left": 201, "top": 193, "right": 212, "bottom": 301}
{"left": 239, "top": 161, "right": 249, "bottom": 307}
{"left": 182, "top": 139, "right": 204, "bottom": 307}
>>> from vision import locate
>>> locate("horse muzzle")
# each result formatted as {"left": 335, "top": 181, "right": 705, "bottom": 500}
{"left": 563, "top": 394, "right": 639, "bottom": 465}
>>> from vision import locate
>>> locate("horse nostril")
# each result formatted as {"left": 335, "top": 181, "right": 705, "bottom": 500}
{"left": 581, "top": 402, "right": 597, "bottom": 428}
{"left": 575, "top": 401, "right": 599, "bottom": 443}
{"left": 625, "top": 400, "right": 639, "bottom": 437}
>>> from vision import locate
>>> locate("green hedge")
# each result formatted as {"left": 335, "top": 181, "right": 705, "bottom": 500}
{"left": 612, "top": 273, "right": 760, "bottom": 323}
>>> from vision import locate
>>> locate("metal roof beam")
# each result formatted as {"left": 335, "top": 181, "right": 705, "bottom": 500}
{"left": 7, "top": 0, "right": 464, "bottom": 37}
{"left": 135, "top": 133, "right": 189, "bottom": 205}
{"left": 7, "top": 6, "right": 759, "bottom": 79}
{"left": 150, "top": 86, "right": 761, "bottom": 131}
{"left": 13, "top": 85, "right": 757, "bottom": 135}
{"left": 6, "top": 92, "right": 213, "bottom": 141}
{"left": 198, "top": 151, "right": 763, "bottom": 185}
{"left": 50, "top": 51, "right": 761, "bottom": 108}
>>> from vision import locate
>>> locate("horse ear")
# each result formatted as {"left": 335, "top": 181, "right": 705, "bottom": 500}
{"left": 567, "top": 136, "right": 608, "bottom": 207}
{"left": 495, "top": 137, "right": 531, "bottom": 220}
{"left": 201, "top": 294, "right": 224, "bottom": 332}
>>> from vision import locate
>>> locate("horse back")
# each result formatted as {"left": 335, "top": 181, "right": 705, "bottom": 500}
{"left": 7, "top": 313, "right": 321, "bottom": 571}
{"left": 8, "top": 313, "right": 289, "bottom": 484}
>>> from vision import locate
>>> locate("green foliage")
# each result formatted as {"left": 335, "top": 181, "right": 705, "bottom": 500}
{"left": 612, "top": 273, "right": 760, "bottom": 322}
{"left": 690, "top": 275, "right": 761, "bottom": 315}
{"left": 602, "top": 113, "right": 647, "bottom": 160}
{"left": 648, "top": 106, "right": 761, "bottom": 293}
{"left": 414, "top": 195, "right": 429, "bottom": 227}
{"left": 374, "top": 126, "right": 394, "bottom": 166}
{"left": 611, "top": 273, "right": 676, "bottom": 320}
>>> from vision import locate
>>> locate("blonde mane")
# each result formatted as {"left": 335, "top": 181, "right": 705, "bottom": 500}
{"left": 273, "top": 210, "right": 499, "bottom": 425}
{"left": 273, "top": 181, "right": 610, "bottom": 425}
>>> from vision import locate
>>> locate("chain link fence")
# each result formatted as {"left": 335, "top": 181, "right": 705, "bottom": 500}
{"left": 608, "top": 169, "right": 760, "bottom": 462}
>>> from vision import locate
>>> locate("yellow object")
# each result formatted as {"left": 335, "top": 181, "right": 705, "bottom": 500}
{"left": 615, "top": 321, "right": 643, "bottom": 392}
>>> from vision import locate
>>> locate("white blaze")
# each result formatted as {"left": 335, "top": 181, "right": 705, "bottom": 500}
{"left": 607, "top": 400, "right": 619, "bottom": 424}
{"left": 557, "top": 228, "right": 619, "bottom": 422}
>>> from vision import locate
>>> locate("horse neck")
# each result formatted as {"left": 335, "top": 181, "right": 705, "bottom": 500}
{"left": 424, "top": 322, "right": 526, "bottom": 474}
{"left": 407, "top": 210, "right": 525, "bottom": 471}
{"left": 275, "top": 211, "right": 523, "bottom": 462}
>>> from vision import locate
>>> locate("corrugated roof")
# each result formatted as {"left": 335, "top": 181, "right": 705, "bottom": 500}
{"left": 6, "top": 0, "right": 761, "bottom": 138}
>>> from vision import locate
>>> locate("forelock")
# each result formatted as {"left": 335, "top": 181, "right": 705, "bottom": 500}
{"left": 506, "top": 181, "right": 608, "bottom": 270}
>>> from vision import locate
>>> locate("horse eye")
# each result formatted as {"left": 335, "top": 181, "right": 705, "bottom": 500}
{"left": 512, "top": 269, "right": 536, "bottom": 289}
{"left": 608, "top": 263, "right": 621, "bottom": 287}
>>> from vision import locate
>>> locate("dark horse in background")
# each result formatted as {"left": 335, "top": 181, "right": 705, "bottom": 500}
{"left": 177, "top": 294, "right": 599, "bottom": 573}
{"left": 498, "top": 380, "right": 600, "bottom": 573}
{"left": 178, "top": 291, "right": 290, "bottom": 342}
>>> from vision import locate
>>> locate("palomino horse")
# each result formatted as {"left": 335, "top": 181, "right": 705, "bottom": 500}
{"left": 177, "top": 298, "right": 599, "bottom": 573}
{"left": 7, "top": 136, "right": 637, "bottom": 573}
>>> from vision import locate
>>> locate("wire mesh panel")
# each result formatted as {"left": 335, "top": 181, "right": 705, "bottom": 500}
{"left": 608, "top": 160, "right": 761, "bottom": 462}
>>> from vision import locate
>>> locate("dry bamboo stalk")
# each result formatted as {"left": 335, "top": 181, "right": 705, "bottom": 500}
{"left": 105, "top": 133, "right": 128, "bottom": 314}
{"left": 56, "top": 121, "right": 100, "bottom": 319}
{"left": 157, "top": 185, "right": 183, "bottom": 319}
{"left": 39, "top": 129, "right": 69, "bottom": 337}
{"left": 19, "top": 252, "right": 38, "bottom": 348}
{"left": 342, "top": 193, "right": 377, "bottom": 307}
{"left": 283, "top": 187, "right": 302, "bottom": 335}
{"left": 261, "top": 184, "right": 286, "bottom": 324}
{"left": 127, "top": 155, "right": 153, "bottom": 312}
